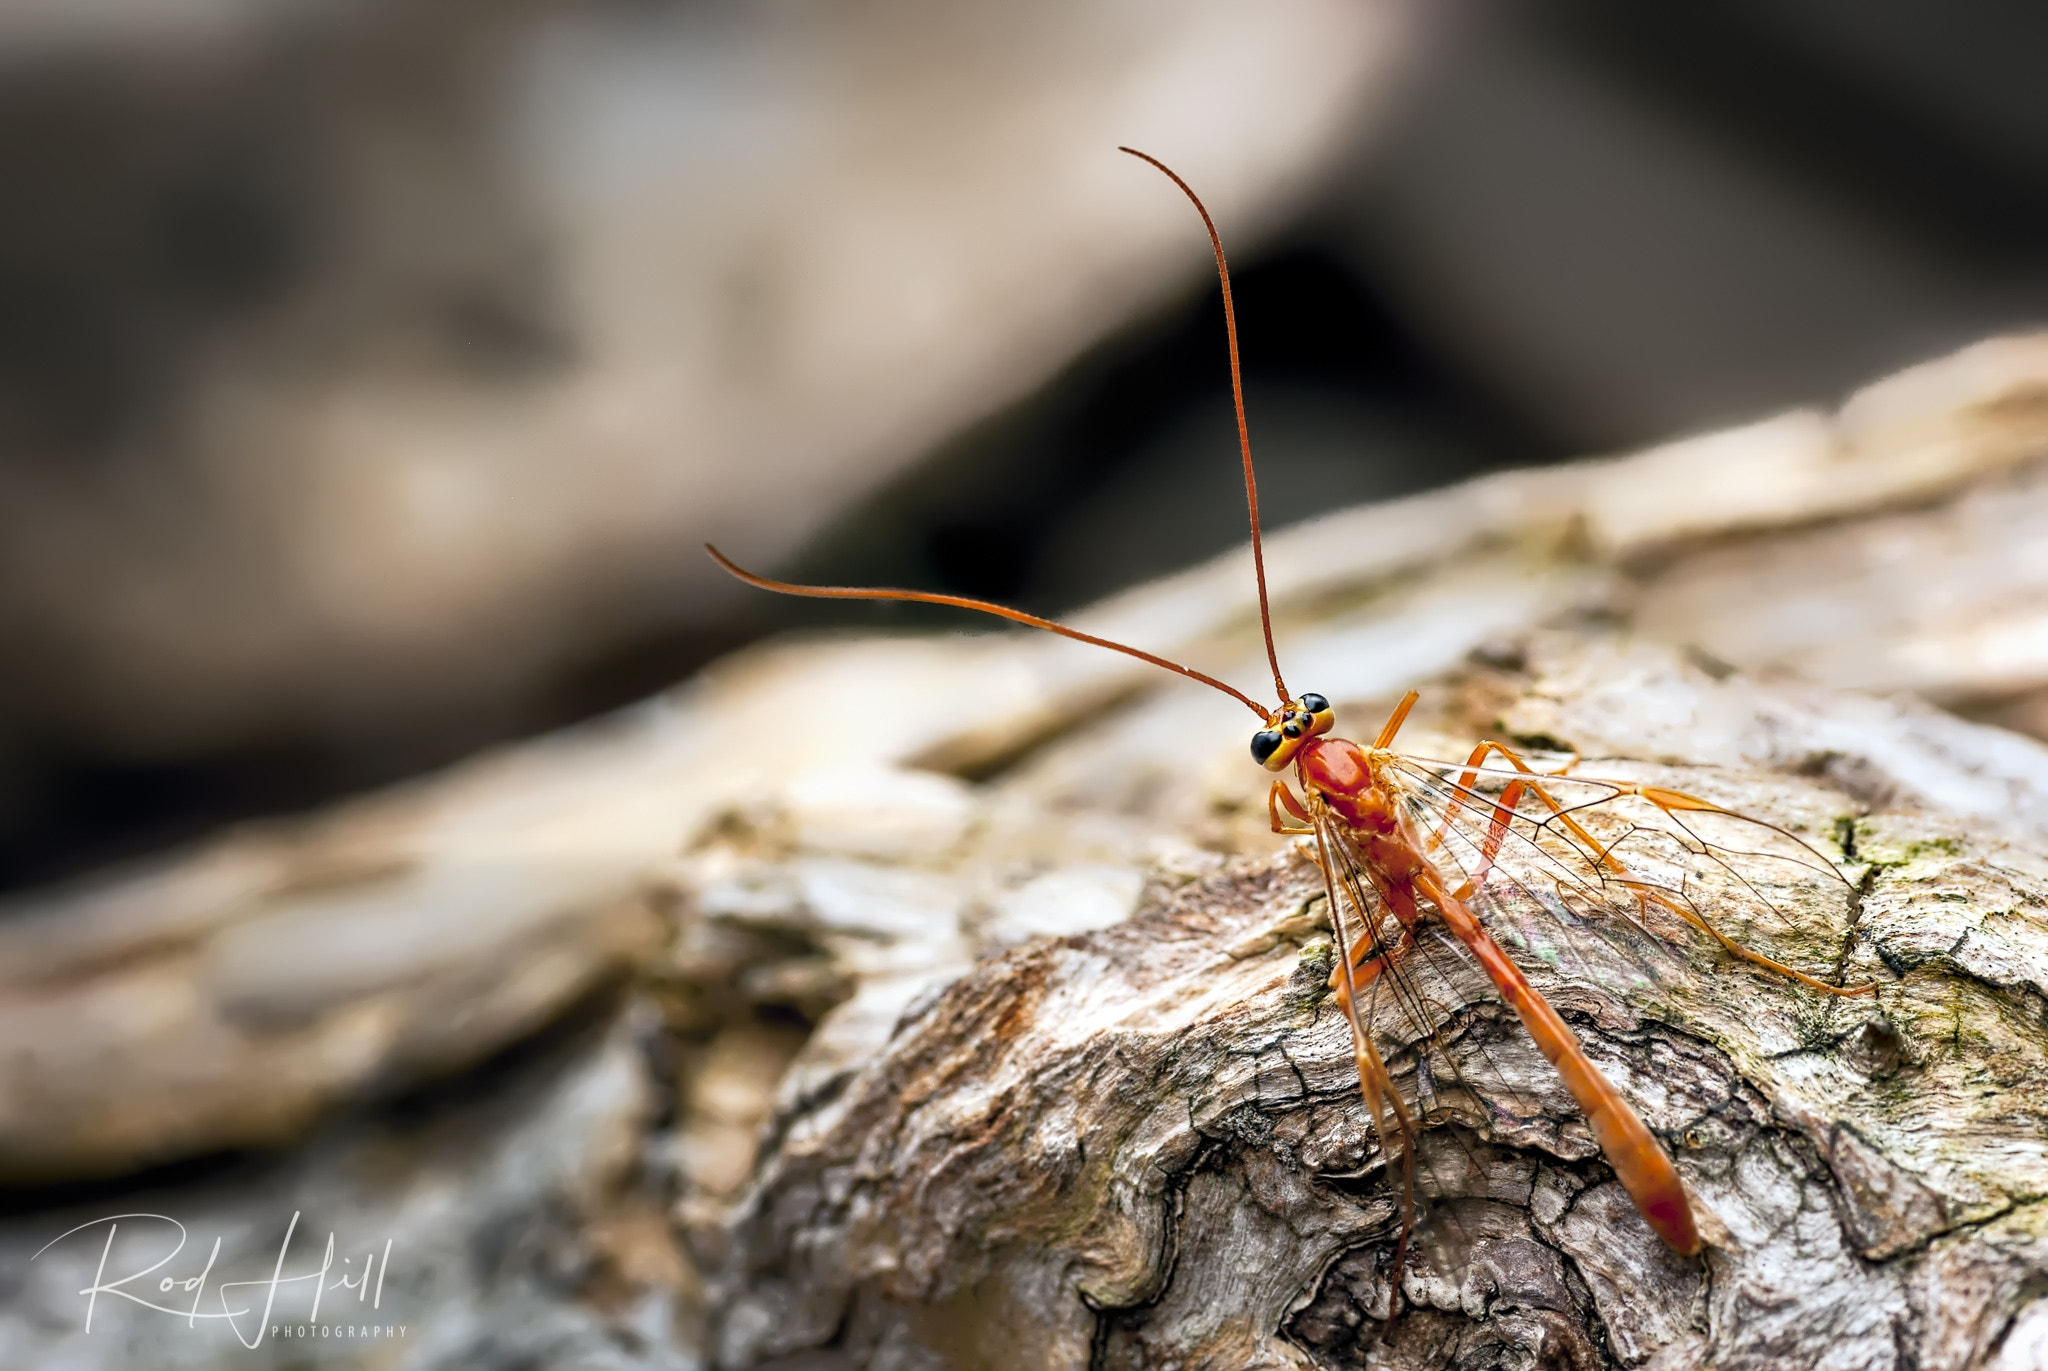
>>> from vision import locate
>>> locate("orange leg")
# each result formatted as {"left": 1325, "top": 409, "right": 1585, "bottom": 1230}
{"left": 1428, "top": 740, "right": 1571, "bottom": 854}
{"left": 1306, "top": 820, "right": 1419, "bottom": 1312}
{"left": 1372, "top": 690, "right": 1422, "bottom": 750}
{"left": 1414, "top": 866, "right": 1701, "bottom": 1256}
{"left": 1429, "top": 775, "right": 1527, "bottom": 898}
{"left": 1269, "top": 779, "right": 1314, "bottom": 835}
{"left": 1326, "top": 878, "right": 1420, "bottom": 992}
{"left": 1326, "top": 927, "right": 1413, "bottom": 1008}
{"left": 1285, "top": 785, "right": 1411, "bottom": 999}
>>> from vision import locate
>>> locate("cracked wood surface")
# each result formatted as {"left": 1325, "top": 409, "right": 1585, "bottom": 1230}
{"left": 3, "top": 332, "right": 2045, "bottom": 1185}
{"left": 708, "top": 637, "right": 2048, "bottom": 1370}
{"left": 5, "top": 333, "right": 2048, "bottom": 1371}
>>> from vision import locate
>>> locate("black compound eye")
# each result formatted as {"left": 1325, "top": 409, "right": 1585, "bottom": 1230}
{"left": 1299, "top": 693, "right": 1330, "bottom": 715}
{"left": 1250, "top": 730, "right": 1284, "bottom": 764}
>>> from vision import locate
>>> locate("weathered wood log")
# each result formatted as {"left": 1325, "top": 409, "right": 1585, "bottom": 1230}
{"left": 4, "top": 333, "right": 2041, "bottom": 1186}
{"left": 705, "top": 635, "right": 2048, "bottom": 1370}
{"left": 4, "top": 335, "right": 2048, "bottom": 1371}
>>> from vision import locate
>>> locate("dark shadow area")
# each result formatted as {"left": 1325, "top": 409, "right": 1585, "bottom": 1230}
{"left": 776, "top": 240, "right": 1560, "bottom": 621}
{"left": 1551, "top": 0, "right": 2048, "bottom": 264}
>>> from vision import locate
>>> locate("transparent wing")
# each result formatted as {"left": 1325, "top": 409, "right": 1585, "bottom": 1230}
{"left": 1305, "top": 751, "right": 1864, "bottom": 1322}
{"left": 1383, "top": 752, "right": 1862, "bottom": 1000}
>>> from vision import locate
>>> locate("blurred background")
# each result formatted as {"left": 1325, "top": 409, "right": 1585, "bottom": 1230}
{"left": 0, "top": 0, "right": 2042, "bottom": 895}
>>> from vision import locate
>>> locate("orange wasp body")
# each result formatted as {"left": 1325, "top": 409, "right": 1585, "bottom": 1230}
{"left": 710, "top": 147, "right": 1870, "bottom": 1317}
{"left": 1268, "top": 697, "right": 1702, "bottom": 1259}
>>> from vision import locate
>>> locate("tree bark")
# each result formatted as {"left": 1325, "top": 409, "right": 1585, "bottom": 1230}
{"left": 704, "top": 635, "right": 2048, "bottom": 1370}
{"left": 5, "top": 335, "right": 2048, "bottom": 1370}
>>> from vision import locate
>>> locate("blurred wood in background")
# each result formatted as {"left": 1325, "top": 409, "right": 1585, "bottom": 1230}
{"left": 3, "top": 0, "right": 2043, "bottom": 898}
{"left": 0, "top": 0, "right": 1410, "bottom": 888}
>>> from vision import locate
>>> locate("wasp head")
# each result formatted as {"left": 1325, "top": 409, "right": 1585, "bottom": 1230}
{"left": 1250, "top": 693, "right": 1333, "bottom": 771}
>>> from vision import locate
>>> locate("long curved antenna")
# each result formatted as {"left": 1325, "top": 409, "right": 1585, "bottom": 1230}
{"left": 1118, "top": 147, "right": 1289, "bottom": 706}
{"left": 707, "top": 545, "right": 1270, "bottom": 718}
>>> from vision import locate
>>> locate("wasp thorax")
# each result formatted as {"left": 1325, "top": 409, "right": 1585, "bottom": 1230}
{"left": 1250, "top": 692, "right": 1335, "bottom": 771}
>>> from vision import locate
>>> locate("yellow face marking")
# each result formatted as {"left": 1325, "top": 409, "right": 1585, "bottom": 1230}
{"left": 1250, "top": 693, "right": 1334, "bottom": 771}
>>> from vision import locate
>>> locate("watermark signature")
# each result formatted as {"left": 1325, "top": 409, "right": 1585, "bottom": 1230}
{"left": 32, "top": 1212, "right": 406, "bottom": 1348}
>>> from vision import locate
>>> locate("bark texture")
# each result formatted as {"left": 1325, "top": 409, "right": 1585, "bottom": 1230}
{"left": 4, "top": 335, "right": 2048, "bottom": 1370}
{"left": 703, "top": 636, "right": 2048, "bottom": 1370}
